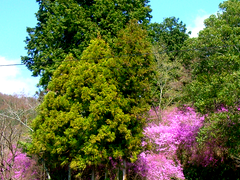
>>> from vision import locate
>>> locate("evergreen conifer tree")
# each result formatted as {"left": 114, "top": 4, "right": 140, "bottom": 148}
{"left": 30, "top": 21, "right": 153, "bottom": 179}
{"left": 22, "top": 0, "right": 152, "bottom": 89}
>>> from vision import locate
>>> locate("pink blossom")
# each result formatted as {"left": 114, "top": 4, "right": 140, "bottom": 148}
{"left": 1, "top": 147, "right": 38, "bottom": 180}
{"left": 135, "top": 107, "right": 205, "bottom": 180}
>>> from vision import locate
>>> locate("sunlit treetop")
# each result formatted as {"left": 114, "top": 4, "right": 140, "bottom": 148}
{"left": 22, "top": 0, "right": 152, "bottom": 89}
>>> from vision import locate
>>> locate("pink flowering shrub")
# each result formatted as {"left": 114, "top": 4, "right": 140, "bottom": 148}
{"left": 181, "top": 106, "right": 240, "bottom": 179}
{"left": 183, "top": 106, "right": 240, "bottom": 167}
{"left": 136, "top": 152, "right": 184, "bottom": 180}
{"left": 11, "top": 150, "right": 38, "bottom": 179}
{"left": 134, "top": 107, "right": 205, "bottom": 180}
{"left": 1, "top": 147, "right": 39, "bottom": 180}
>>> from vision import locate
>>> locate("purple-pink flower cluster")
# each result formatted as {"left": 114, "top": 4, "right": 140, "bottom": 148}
{"left": 3, "top": 106, "right": 231, "bottom": 179}
{"left": 1, "top": 147, "right": 38, "bottom": 180}
{"left": 135, "top": 107, "right": 205, "bottom": 180}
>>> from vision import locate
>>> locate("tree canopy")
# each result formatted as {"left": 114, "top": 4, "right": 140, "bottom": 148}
{"left": 22, "top": 0, "right": 152, "bottom": 89}
{"left": 148, "top": 17, "right": 190, "bottom": 60}
{"left": 182, "top": 0, "right": 240, "bottom": 113}
{"left": 180, "top": 0, "right": 240, "bottom": 167}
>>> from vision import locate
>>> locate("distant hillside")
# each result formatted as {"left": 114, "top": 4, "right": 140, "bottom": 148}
{"left": 0, "top": 92, "right": 38, "bottom": 127}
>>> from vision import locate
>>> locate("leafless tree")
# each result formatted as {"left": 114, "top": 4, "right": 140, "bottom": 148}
{"left": 0, "top": 93, "right": 49, "bottom": 179}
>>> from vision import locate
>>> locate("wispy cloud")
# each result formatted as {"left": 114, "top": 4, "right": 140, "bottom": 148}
{"left": 0, "top": 56, "right": 39, "bottom": 96}
{"left": 187, "top": 10, "right": 211, "bottom": 37}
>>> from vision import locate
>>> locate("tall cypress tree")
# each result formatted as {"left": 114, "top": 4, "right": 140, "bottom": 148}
{"left": 30, "top": 21, "right": 154, "bottom": 179}
{"left": 22, "top": 0, "right": 152, "bottom": 89}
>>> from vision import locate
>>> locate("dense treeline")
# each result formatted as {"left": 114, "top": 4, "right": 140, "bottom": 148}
{"left": 179, "top": 0, "right": 240, "bottom": 178}
{"left": 1, "top": 0, "right": 238, "bottom": 179}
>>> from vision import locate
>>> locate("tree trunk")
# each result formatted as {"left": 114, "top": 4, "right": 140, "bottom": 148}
{"left": 105, "top": 168, "right": 108, "bottom": 179}
{"left": 117, "top": 167, "right": 120, "bottom": 180}
{"left": 91, "top": 167, "right": 95, "bottom": 180}
{"left": 42, "top": 159, "right": 51, "bottom": 180}
{"left": 68, "top": 164, "right": 71, "bottom": 180}
{"left": 122, "top": 159, "right": 127, "bottom": 180}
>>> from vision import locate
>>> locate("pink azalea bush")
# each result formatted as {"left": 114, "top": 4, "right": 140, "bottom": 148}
{"left": 1, "top": 147, "right": 38, "bottom": 180}
{"left": 11, "top": 150, "right": 38, "bottom": 180}
{"left": 135, "top": 107, "right": 205, "bottom": 180}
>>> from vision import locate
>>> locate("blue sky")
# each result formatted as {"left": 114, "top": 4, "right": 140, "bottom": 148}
{"left": 0, "top": 0, "right": 223, "bottom": 96}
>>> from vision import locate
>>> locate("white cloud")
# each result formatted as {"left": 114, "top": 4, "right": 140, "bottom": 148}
{"left": 187, "top": 10, "right": 212, "bottom": 38}
{"left": 0, "top": 56, "right": 39, "bottom": 96}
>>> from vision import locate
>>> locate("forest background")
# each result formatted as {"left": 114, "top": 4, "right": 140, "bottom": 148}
{"left": 0, "top": 0, "right": 240, "bottom": 179}
{"left": 0, "top": 0, "right": 223, "bottom": 95}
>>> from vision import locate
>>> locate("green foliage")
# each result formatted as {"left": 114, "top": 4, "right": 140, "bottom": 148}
{"left": 30, "top": 21, "right": 153, "bottom": 178}
{"left": 22, "top": 0, "right": 152, "bottom": 89}
{"left": 148, "top": 17, "right": 190, "bottom": 60}
{"left": 112, "top": 19, "right": 154, "bottom": 109}
{"left": 197, "top": 110, "right": 240, "bottom": 156}
{"left": 150, "top": 45, "right": 187, "bottom": 121}
{"left": 183, "top": 161, "right": 240, "bottom": 180}
{"left": 180, "top": 0, "right": 240, "bottom": 173}
{"left": 182, "top": 0, "right": 240, "bottom": 113}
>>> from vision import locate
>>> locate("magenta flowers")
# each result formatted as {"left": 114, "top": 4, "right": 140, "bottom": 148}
{"left": 1, "top": 147, "right": 38, "bottom": 180}
{"left": 135, "top": 107, "right": 205, "bottom": 180}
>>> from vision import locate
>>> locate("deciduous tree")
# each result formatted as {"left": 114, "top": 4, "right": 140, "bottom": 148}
{"left": 0, "top": 93, "right": 41, "bottom": 179}
{"left": 183, "top": 0, "right": 240, "bottom": 113}
{"left": 181, "top": 0, "right": 240, "bottom": 175}
{"left": 148, "top": 17, "right": 190, "bottom": 60}
{"left": 150, "top": 45, "right": 187, "bottom": 122}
